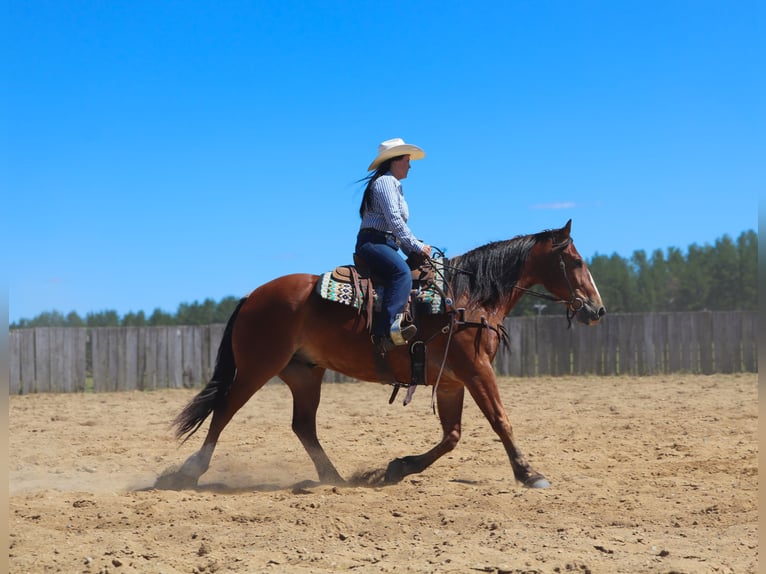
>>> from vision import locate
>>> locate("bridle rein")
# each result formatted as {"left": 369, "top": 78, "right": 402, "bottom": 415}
{"left": 433, "top": 237, "right": 585, "bottom": 330}
{"left": 510, "top": 237, "right": 585, "bottom": 329}
{"left": 392, "top": 238, "right": 586, "bottom": 407}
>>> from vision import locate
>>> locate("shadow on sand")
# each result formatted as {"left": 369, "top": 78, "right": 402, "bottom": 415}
{"left": 143, "top": 465, "right": 394, "bottom": 493}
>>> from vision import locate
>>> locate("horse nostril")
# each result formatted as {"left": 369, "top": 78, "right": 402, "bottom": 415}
{"left": 598, "top": 306, "right": 606, "bottom": 317}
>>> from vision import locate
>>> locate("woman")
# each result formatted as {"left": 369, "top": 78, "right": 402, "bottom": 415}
{"left": 356, "top": 138, "right": 432, "bottom": 353}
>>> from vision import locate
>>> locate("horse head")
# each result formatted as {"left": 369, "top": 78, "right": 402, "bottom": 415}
{"left": 533, "top": 219, "right": 606, "bottom": 325}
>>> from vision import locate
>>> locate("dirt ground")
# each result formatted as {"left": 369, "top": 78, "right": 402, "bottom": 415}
{"left": 9, "top": 373, "right": 757, "bottom": 574}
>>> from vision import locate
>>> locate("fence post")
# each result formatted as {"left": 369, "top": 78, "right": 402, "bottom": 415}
{"left": 168, "top": 327, "right": 183, "bottom": 388}
{"left": 741, "top": 310, "right": 756, "bottom": 371}
{"left": 696, "top": 312, "right": 714, "bottom": 374}
{"left": 9, "top": 330, "right": 21, "bottom": 394}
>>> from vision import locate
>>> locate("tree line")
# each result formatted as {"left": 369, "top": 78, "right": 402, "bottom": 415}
{"left": 512, "top": 229, "right": 756, "bottom": 317}
{"left": 11, "top": 296, "right": 243, "bottom": 329}
{"left": 11, "top": 230, "right": 756, "bottom": 329}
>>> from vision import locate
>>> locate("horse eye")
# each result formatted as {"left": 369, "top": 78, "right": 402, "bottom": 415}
{"left": 574, "top": 259, "right": 583, "bottom": 268}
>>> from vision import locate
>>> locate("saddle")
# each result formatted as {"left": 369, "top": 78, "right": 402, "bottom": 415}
{"left": 316, "top": 253, "right": 445, "bottom": 333}
{"left": 315, "top": 254, "right": 447, "bottom": 400}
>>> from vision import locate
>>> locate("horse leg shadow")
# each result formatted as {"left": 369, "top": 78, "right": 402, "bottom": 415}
{"left": 151, "top": 465, "right": 201, "bottom": 491}
{"left": 348, "top": 467, "right": 389, "bottom": 486}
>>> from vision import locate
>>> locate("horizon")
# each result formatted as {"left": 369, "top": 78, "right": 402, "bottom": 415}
{"left": 10, "top": 226, "right": 755, "bottom": 323}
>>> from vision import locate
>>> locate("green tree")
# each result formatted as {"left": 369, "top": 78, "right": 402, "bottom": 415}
{"left": 8, "top": 229, "right": 757, "bottom": 328}
{"left": 737, "top": 230, "right": 757, "bottom": 310}
{"left": 678, "top": 244, "right": 711, "bottom": 310}
{"left": 631, "top": 250, "right": 654, "bottom": 311}
{"left": 148, "top": 308, "right": 175, "bottom": 326}
{"left": 176, "top": 298, "right": 219, "bottom": 325}
{"left": 122, "top": 310, "right": 147, "bottom": 326}
{"left": 707, "top": 235, "right": 740, "bottom": 310}
{"left": 664, "top": 247, "right": 685, "bottom": 310}
{"left": 30, "top": 310, "right": 68, "bottom": 326}
{"left": 589, "top": 253, "right": 636, "bottom": 313}
{"left": 66, "top": 311, "right": 85, "bottom": 327}
{"left": 86, "top": 310, "right": 120, "bottom": 327}
{"left": 648, "top": 249, "right": 672, "bottom": 311}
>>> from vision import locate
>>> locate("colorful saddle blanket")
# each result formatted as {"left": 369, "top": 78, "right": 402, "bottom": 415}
{"left": 316, "top": 259, "right": 446, "bottom": 315}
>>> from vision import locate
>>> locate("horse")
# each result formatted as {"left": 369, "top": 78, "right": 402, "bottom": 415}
{"left": 157, "top": 219, "right": 605, "bottom": 490}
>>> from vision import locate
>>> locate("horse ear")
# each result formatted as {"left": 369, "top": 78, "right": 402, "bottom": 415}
{"left": 552, "top": 219, "right": 573, "bottom": 253}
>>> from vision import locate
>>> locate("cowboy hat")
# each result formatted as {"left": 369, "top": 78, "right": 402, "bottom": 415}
{"left": 367, "top": 138, "right": 426, "bottom": 171}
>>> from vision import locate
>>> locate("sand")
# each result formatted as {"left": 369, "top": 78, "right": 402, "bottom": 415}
{"left": 9, "top": 374, "right": 757, "bottom": 573}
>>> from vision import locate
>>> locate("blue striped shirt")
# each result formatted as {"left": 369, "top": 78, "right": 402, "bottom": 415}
{"left": 359, "top": 173, "right": 426, "bottom": 255}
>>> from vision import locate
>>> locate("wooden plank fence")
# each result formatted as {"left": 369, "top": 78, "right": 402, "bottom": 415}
{"left": 8, "top": 311, "right": 756, "bottom": 394}
{"left": 494, "top": 311, "right": 756, "bottom": 377}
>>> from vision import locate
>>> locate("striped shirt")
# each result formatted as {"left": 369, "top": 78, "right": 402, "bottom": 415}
{"left": 359, "top": 173, "right": 426, "bottom": 255}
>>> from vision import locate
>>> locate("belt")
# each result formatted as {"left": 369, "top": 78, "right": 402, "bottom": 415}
{"left": 358, "top": 228, "right": 401, "bottom": 248}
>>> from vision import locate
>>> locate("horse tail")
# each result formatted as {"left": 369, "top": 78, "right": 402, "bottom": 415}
{"left": 173, "top": 297, "right": 247, "bottom": 443}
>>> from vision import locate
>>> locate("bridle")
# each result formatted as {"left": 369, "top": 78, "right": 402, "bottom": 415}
{"left": 399, "top": 240, "right": 585, "bottom": 408}
{"left": 511, "top": 253, "right": 584, "bottom": 329}
{"left": 504, "top": 237, "right": 584, "bottom": 328}
{"left": 425, "top": 239, "right": 585, "bottom": 329}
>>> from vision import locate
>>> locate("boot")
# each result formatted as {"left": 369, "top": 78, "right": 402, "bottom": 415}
{"left": 371, "top": 334, "right": 396, "bottom": 355}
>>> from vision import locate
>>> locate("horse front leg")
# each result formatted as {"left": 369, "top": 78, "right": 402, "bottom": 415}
{"left": 466, "top": 371, "right": 550, "bottom": 488}
{"left": 384, "top": 383, "right": 465, "bottom": 483}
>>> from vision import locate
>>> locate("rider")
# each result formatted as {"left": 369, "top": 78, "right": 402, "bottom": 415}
{"left": 356, "top": 138, "right": 433, "bottom": 352}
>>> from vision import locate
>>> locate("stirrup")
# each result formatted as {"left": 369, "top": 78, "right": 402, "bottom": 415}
{"left": 390, "top": 313, "right": 416, "bottom": 345}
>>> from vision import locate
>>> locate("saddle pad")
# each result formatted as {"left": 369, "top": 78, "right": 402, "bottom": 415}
{"left": 317, "top": 267, "right": 364, "bottom": 307}
{"left": 316, "top": 260, "right": 446, "bottom": 314}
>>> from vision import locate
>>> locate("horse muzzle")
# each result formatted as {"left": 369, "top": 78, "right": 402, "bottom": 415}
{"left": 573, "top": 299, "right": 606, "bottom": 325}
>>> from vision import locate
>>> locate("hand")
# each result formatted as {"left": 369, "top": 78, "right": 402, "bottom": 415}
{"left": 421, "top": 244, "right": 432, "bottom": 256}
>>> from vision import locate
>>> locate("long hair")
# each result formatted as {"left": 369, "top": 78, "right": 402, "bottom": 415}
{"left": 358, "top": 156, "right": 404, "bottom": 218}
{"left": 447, "top": 235, "right": 539, "bottom": 309}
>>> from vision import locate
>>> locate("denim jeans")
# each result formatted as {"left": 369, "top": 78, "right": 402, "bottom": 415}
{"left": 355, "top": 231, "right": 411, "bottom": 337}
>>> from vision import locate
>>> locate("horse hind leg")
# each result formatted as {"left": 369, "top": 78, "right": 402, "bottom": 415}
{"left": 157, "top": 370, "right": 275, "bottom": 490}
{"left": 159, "top": 287, "right": 312, "bottom": 490}
{"left": 280, "top": 360, "right": 345, "bottom": 485}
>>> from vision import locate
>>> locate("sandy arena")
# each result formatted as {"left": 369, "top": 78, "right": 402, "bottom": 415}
{"left": 9, "top": 374, "right": 757, "bottom": 573}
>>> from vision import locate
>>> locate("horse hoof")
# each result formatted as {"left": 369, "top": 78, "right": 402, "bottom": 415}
{"left": 383, "top": 458, "right": 407, "bottom": 484}
{"left": 524, "top": 475, "right": 551, "bottom": 489}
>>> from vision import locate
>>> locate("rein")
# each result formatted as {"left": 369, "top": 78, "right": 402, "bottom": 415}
{"left": 428, "top": 245, "right": 583, "bottom": 329}
{"left": 424, "top": 309, "right": 508, "bottom": 414}
{"left": 397, "top": 240, "right": 583, "bottom": 406}
{"left": 415, "top": 254, "right": 513, "bottom": 411}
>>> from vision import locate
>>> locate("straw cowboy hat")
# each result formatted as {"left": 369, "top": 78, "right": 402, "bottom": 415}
{"left": 367, "top": 138, "right": 426, "bottom": 171}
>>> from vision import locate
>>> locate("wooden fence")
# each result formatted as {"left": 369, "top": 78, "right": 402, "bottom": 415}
{"left": 8, "top": 311, "right": 756, "bottom": 394}
{"left": 493, "top": 310, "right": 756, "bottom": 377}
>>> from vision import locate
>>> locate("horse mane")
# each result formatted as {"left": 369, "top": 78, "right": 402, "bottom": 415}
{"left": 446, "top": 229, "right": 556, "bottom": 309}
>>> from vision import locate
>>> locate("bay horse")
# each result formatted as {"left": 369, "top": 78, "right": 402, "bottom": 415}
{"left": 159, "top": 219, "right": 604, "bottom": 490}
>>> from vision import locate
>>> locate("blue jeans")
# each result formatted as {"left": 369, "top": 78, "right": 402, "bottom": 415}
{"left": 355, "top": 231, "right": 411, "bottom": 337}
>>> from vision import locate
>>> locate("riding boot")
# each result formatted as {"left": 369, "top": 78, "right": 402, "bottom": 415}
{"left": 371, "top": 334, "right": 396, "bottom": 355}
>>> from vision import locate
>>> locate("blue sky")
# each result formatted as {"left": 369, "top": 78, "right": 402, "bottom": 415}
{"left": 5, "top": 1, "right": 761, "bottom": 323}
